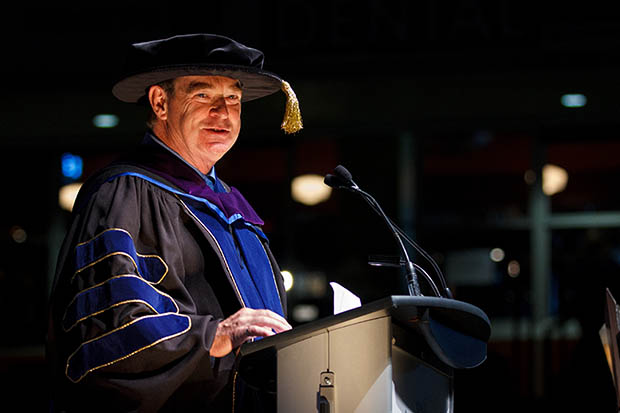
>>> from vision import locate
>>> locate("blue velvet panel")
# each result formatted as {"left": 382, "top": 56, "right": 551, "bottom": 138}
{"left": 184, "top": 200, "right": 283, "bottom": 317}
{"left": 234, "top": 227, "right": 284, "bottom": 317}
{"left": 74, "top": 229, "right": 167, "bottom": 283}
{"left": 66, "top": 313, "right": 191, "bottom": 383}
{"left": 62, "top": 275, "right": 178, "bottom": 332}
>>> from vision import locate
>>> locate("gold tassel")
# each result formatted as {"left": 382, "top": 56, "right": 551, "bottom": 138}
{"left": 280, "top": 80, "right": 303, "bottom": 134}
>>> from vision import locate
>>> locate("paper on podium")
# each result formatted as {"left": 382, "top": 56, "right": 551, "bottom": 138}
{"left": 330, "top": 282, "right": 361, "bottom": 314}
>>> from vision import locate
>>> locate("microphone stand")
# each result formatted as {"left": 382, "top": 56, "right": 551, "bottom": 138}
{"left": 368, "top": 255, "right": 441, "bottom": 297}
{"left": 325, "top": 171, "right": 422, "bottom": 296}
{"left": 355, "top": 187, "right": 422, "bottom": 296}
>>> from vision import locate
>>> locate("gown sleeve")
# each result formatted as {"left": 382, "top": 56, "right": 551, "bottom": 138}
{"left": 49, "top": 174, "right": 242, "bottom": 412}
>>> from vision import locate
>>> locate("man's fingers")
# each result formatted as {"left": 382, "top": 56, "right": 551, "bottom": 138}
{"left": 214, "top": 308, "right": 292, "bottom": 354}
{"left": 246, "top": 325, "right": 277, "bottom": 338}
{"left": 236, "top": 308, "right": 292, "bottom": 332}
{"left": 239, "top": 308, "right": 289, "bottom": 323}
{"left": 248, "top": 314, "right": 291, "bottom": 333}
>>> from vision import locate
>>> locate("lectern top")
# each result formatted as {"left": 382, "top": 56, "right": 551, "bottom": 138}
{"left": 241, "top": 295, "right": 491, "bottom": 370}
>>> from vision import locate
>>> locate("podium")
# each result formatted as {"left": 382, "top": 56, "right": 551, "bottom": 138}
{"left": 601, "top": 288, "right": 620, "bottom": 412}
{"left": 239, "top": 295, "right": 491, "bottom": 412}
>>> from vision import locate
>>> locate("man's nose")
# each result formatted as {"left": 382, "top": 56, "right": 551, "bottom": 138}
{"left": 209, "top": 96, "right": 229, "bottom": 118}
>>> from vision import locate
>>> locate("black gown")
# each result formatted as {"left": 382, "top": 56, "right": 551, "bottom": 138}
{"left": 46, "top": 133, "right": 287, "bottom": 412}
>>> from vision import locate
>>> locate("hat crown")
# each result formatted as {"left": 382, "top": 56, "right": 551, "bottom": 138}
{"left": 112, "top": 33, "right": 286, "bottom": 106}
{"left": 126, "top": 33, "right": 265, "bottom": 74}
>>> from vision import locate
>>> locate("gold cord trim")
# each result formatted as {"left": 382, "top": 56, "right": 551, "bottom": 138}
{"left": 177, "top": 197, "right": 246, "bottom": 307}
{"left": 71, "top": 228, "right": 169, "bottom": 285}
{"left": 280, "top": 80, "right": 303, "bottom": 134}
{"left": 65, "top": 312, "right": 192, "bottom": 383}
{"left": 257, "top": 233, "right": 282, "bottom": 305}
{"left": 62, "top": 274, "right": 180, "bottom": 332}
{"left": 232, "top": 370, "right": 239, "bottom": 413}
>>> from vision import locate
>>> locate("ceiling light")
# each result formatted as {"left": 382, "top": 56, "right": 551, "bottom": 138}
{"left": 291, "top": 174, "right": 332, "bottom": 206}
{"left": 561, "top": 94, "right": 587, "bottom": 108}
{"left": 543, "top": 164, "right": 568, "bottom": 196}
{"left": 489, "top": 248, "right": 505, "bottom": 262}
{"left": 507, "top": 260, "right": 521, "bottom": 278}
{"left": 61, "top": 153, "right": 83, "bottom": 180}
{"left": 10, "top": 226, "right": 27, "bottom": 244}
{"left": 281, "top": 270, "right": 294, "bottom": 291}
{"left": 59, "top": 182, "right": 83, "bottom": 212}
{"left": 93, "top": 114, "right": 119, "bottom": 128}
{"left": 292, "top": 304, "right": 319, "bottom": 322}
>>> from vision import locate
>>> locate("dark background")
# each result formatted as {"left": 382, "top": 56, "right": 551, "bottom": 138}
{"left": 2, "top": 2, "right": 620, "bottom": 411}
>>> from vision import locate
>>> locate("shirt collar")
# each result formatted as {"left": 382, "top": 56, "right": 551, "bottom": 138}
{"left": 147, "top": 131, "right": 217, "bottom": 190}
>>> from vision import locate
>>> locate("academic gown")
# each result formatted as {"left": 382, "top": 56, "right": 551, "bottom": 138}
{"left": 46, "top": 133, "right": 287, "bottom": 412}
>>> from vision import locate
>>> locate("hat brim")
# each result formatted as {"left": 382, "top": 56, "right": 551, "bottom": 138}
{"left": 112, "top": 64, "right": 282, "bottom": 103}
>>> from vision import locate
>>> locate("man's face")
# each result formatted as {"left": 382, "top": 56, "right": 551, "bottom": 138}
{"left": 157, "top": 75, "right": 243, "bottom": 172}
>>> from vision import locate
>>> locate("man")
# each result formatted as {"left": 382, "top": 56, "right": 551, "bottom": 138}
{"left": 47, "top": 33, "right": 302, "bottom": 412}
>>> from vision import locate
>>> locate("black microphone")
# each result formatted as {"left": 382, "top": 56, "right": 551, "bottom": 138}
{"left": 333, "top": 165, "right": 354, "bottom": 185}
{"left": 324, "top": 165, "right": 358, "bottom": 190}
{"left": 323, "top": 173, "right": 347, "bottom": 190}
{"left": 325, "top": 165, "right": 422, "bottom": 296}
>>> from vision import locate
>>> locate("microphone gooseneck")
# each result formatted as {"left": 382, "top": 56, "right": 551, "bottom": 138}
{"left": 325, "top": 165, "right": 451, "bottom": 298}
{"left": 387, "top": 216, "right": 453, "bottom": 298}
{"left": 326, "top": 165, "right": 421, "bottom": 296}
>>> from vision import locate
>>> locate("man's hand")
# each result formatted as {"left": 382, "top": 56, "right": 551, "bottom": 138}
{"left": 210, "top": 308, "right": 292, "bottom": 357}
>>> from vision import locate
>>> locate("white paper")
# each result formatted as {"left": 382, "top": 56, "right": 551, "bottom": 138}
{"left": 330, "top": 282, "right": 361, "bottom": 314}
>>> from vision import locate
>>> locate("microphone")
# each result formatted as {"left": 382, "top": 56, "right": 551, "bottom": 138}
{"left": 324, "top": 165, "right": 422, "bottom": 296}
{"left": 324, "top": 166, "right": 356, "bottom": 190}
{"left": 323, "top": 174, "right": 347, "bottom": 190}
{"left": 333, "top": 165, "right": 354, "bottom": 184}
{"left": 324, "top": 165, "right": 452, "bottom": 298}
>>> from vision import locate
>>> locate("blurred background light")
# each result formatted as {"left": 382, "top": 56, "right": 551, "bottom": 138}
{"left": 543, "top": 164, "right": 569, "bottom": 196}
{"left": 9, "top": 226, "right": 27, "bottom": 244}
{"left": 291, "top": 174, "right": 332, "bottom": 205}
{"left": 507, "top": 260, "right": 521, "bottom": 278}
{"left": 489, "top": 248, "right": 505, "bottom": 262}
{"left": 292, "top": 304, "right": 320, "bottom": 322}
{"left": 524, "top": 169, "right": 536, "bottom": 185}
{"left": 281, "top": 270, "right": 294, "bottom": 291}
{"left": 561, "top": 93, "right": 587, "bottom": 108}
{"left": 93, "top": 113, "right": 119, "bottom": 128}
{"left": 445, "top": 249, "right": 498, "bottom": 286}
{"left": 61, "top": 153, "right": 83, "bottom": 180}
{"left": 59, "top": 182, "right": 83, "bottom": 212}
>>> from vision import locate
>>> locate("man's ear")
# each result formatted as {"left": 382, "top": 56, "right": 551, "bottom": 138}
{"left": 148, "top": 85, "right": 168, "bottom": 121}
